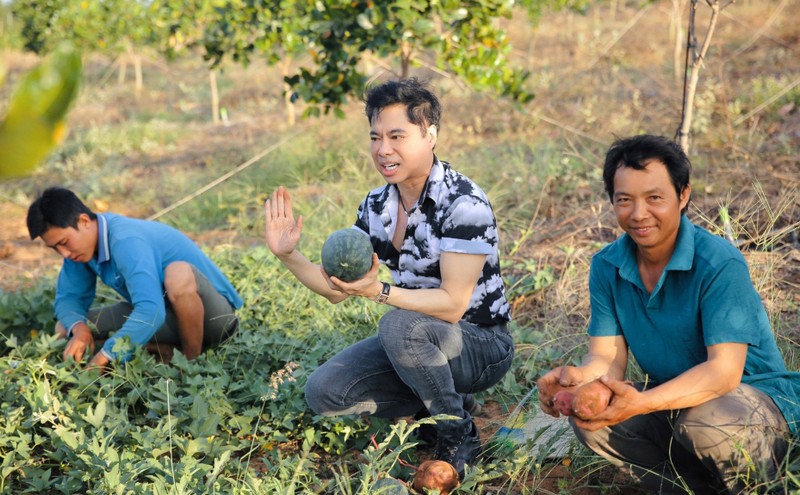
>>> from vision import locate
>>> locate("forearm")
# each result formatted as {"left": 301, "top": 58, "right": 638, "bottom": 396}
{"left": 639, "top": 361, "right": 741, "bottom": 413}
{"left": 580, "top": 353, "right": 626, "bottom": 382}
{"left": 278, "top": 250, "right": 348, "bottom": 303}
{"left": 371, "top": 283, "right": 466, "bottom": 323}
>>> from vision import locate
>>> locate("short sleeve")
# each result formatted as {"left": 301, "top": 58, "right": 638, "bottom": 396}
{"left": 700, "top": 258, "right": 769, "bottom": 346}
{"left": 587, "top": 255, "right": 622, "bottom": 337}
{"left": 439, "top": 195, "right": 495, "bottom": 255}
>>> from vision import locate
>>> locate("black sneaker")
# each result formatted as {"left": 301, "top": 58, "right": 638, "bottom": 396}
{"left": 413, "top": 394, "right": 482, "bottom": 446}
{"left": 434, "top": 420, "right": 481, "bottom": 480}
{"left": 463, "top": 393, "right": 482, "bottom": 416}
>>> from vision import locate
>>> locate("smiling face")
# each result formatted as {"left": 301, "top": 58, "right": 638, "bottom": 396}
{"left": 369, "top": 103, "right": 436, "bottom": 187}
{"left": 40, "top": 213, "right": 98, "bottom": 263}
{"left": 612, "top": 159, "right": 691, "bottom": 259}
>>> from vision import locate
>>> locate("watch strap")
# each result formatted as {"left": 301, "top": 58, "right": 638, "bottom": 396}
{"left": 374, "top": 282, "right": 391, "bottom": 304}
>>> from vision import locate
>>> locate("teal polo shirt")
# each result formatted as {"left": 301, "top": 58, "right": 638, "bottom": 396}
{"left": 588, "top": 215, "right": 800, "bottom": 434}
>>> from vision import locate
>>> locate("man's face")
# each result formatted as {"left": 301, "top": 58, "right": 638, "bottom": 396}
{"left": 612, "top": 159, "right": 690, "bottom": 255}
{"left": 40, "top": 213, "right": 98, "bottom": 263}
{"left": 369, "top": 103, "right": 436, "bottom": 185}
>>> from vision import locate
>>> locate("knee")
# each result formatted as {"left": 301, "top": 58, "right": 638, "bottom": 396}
{"left": 304, "top": 367, "right": 339, "bottom": 416}
{"left": 569, "top": 417, "right": 602, "bottom": 449}
{"left": 164, "top": 262, "right": 197, "bottom": 300}
{"left": 673, "top": 404, "right": 727, "bottom": 455}
{"left": 377, "top": 309, "right": 423, "bottom": 352}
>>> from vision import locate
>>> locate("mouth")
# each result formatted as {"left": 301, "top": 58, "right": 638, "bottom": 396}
{"left": 630, "top": 226, "right": 655, "bottom": 235}
{"left": 380, "top": 162, "right": 399, "bottom": 171}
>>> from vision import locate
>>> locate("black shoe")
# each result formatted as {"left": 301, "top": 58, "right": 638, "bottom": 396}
{"left": 463, "top": 393, "right": 482, "bottom": 416}
{"left": 413, "top": 394, "right": 482, "bottom": 446}
{"left": 434, "top": 420, "right": 481, "bottom": 480}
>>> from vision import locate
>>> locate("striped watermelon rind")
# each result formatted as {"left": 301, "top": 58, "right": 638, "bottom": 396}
{"left": 321, "top": 228, "right": 373, "bottom": 282}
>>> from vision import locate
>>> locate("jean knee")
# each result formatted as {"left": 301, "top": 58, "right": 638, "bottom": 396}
{"left": 377, "top": 309, "right": 420, "bottom": 353}
{"left": 304, "top": 367, "right": 337, "bottom": 416}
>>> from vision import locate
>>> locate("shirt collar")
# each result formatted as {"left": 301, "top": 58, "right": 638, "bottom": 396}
{"left": 96, "top": 213, "right": 110, "bottom": 263}
{"left": 421, "top": 155, "right": 445, "bottom": 205}
{"left": 602, "top": 214, "right": 695, "bottom": 278}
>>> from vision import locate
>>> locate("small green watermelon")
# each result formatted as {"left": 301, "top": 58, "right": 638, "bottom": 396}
{"left": 321, "top": 228, "right": 373, "bottom": 282}
{"left": 371, "top": 477, "right": 409, "bottom": 494}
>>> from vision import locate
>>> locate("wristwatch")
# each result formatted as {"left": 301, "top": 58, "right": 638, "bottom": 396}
{"left": 374, "top": 282, "right": 391, "bottom": 304}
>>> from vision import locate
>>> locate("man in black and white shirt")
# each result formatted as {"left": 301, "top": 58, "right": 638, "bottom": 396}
{"left": 265, "top": 78, "right": 514, "bottom": 479}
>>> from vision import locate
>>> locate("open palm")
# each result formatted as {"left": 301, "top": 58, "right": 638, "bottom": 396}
{"left": 265, "top": 186, "right": 303, "bottom": 257}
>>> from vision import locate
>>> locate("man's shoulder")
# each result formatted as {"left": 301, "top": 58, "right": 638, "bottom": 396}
{"left": 689, "top": 221, "right": 746, "bottom": 266}
{"left": 438, "top": 161, "right": 489, "bottom": 202}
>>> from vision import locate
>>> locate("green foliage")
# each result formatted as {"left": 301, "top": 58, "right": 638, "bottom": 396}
{"left": 11, "top": 0, "right": 154, "bottom": 55}
{"left": 0, "top": 42, "right": 82, "bottom": 178}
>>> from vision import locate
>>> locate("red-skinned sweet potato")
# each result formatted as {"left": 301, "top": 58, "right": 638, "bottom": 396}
{"left": 412, "top": 460, "right": 460, "bottom": 495}
{"left": 552, "top": 390, "right": 575, "bottom": 416}
{"left": 571, "top": 379, "right": 613, "bottom": 420}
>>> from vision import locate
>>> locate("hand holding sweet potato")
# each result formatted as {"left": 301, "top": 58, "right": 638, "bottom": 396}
{"left": 539, "top": 372, "right": 614, "bottom": 420}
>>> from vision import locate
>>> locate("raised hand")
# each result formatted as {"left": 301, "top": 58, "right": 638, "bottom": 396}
{"left": 265, "top": 186, "right": 304, "bottom": 258}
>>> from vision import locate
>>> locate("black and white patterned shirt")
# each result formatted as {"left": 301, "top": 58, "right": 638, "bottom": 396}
{"left": 354, "top": 157, "right": 511, "bottom": 326}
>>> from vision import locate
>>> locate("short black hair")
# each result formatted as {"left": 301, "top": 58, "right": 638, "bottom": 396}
{"left": 364, "top": 78, "right": 441, "bottom": 136}
{"left": 602, "top": 135, "right": 692, "bottom": 214}
{"left": 27, "top": 187, "right": 96, "bottom": 239}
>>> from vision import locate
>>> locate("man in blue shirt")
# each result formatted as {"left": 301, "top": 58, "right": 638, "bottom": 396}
{"left": 265, "top": 79, "right": 514, "bottom": 480}
{"left": 27, "top": 187, "right": 243, "bottom": 369}
{"left": 537, "top": 135, "right": 798, "bottom": 493}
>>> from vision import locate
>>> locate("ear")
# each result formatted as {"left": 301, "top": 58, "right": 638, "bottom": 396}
{"left": 77, "top": 213, "right": 92, "bottom": 228}
{"left": 679, "top": 184, "right": 691, "bottom": 209}
{"left": 427, "top": 125, "right": 438, "bottom": 146}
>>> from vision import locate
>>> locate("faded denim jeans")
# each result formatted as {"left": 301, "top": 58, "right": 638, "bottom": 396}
{"left": 571, "top": 383, "right": 791, "bottom": 494}
{"left": 305, "top": 309, "right": 514, "bottom": 433}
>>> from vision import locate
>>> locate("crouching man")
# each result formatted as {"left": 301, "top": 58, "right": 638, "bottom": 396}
{"left": 538, "top": 135, "right": 799, "bottom": 494}
{"left": 27, "top": 187, "right": 243, "bottom": 370}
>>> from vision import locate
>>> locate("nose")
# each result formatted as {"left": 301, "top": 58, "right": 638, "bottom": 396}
{"left": 630, "top": 200, "right": 650, "bottom": 221}
{"left": 55, "top": 245, "right": 71, "bottom": 258}
{"left": 376, "top": 138, "right": 393, "bottom": 157}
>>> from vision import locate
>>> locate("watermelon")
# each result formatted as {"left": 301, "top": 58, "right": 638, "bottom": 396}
{"left": 371, "top": 477, "right": 409, "bottom": 494}
{"left": 321, "top": 228, "right": 373, "bottom": 282}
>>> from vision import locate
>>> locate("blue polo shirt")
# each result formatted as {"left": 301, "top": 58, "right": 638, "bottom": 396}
{"left": 588, "top": 215, "right": 800, "bottom": 434}
{"left": 54, "top": 213, "right": 243, "bottom": 362}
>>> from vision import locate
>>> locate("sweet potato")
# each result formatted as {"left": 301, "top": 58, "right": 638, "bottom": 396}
{"left": 571, "top": 379, "right": 613, "bottom": 420}
{"left": 412, "top": 460, "right": 460, "bottom": 495}
{"left": 552, "top": 390, "right": 575, "bottom": 416}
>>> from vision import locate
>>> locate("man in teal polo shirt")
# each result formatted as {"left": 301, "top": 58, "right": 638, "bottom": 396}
{"left": 537, "top": 135, "right": 798, "bottom": 494}
{"left": 27, "top": 187, "right": 243, "bottom": 370}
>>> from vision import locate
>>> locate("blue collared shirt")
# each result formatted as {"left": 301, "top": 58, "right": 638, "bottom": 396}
{"left": 588, "top": 215, "right": 800, "bottom": 434}
{"left": 55, "top": 213, "right": 243, "bottom": 362}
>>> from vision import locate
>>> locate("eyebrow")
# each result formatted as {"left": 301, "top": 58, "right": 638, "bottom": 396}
{"left": 614, "top": 187, "right": 666, "bottom": 198}
{"left": 370, "top": 128, "right": 408, "bottom": 136}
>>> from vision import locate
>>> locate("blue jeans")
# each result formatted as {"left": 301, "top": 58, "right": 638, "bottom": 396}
{"left": 305, "top": 309, "right": 514, "bottom": 431}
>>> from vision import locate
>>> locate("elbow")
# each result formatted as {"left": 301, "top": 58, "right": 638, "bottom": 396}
{"left": 325, "top": 294, "right": 348, "bottom": 305}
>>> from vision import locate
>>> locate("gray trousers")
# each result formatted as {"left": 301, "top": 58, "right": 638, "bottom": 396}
{"left": 571, "top": 383, "right": 791, "bottom": 494}
{"left": 88, "top": 266, "right": 238, "bottom": 349}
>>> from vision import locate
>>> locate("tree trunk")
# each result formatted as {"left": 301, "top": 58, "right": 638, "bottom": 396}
{"left": 209, "top": 69, "right": 220, "bottom": 125}
{"left": 671, "top": 0, "right": 688, "bottom": 84}
{"left": 677, "top": 0, "right": 721, "bottom": 152}
{"left": 134, "top": 52, "right": 143, "bottom": 92}
{"left": 400, "top": 41, "right": 411, "bottom": 79}
{"left": 117, "top": 57, "right": 127, "bottom": 86}
{"left": 282, "top": 57, "right": 296, "bottom": 127}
